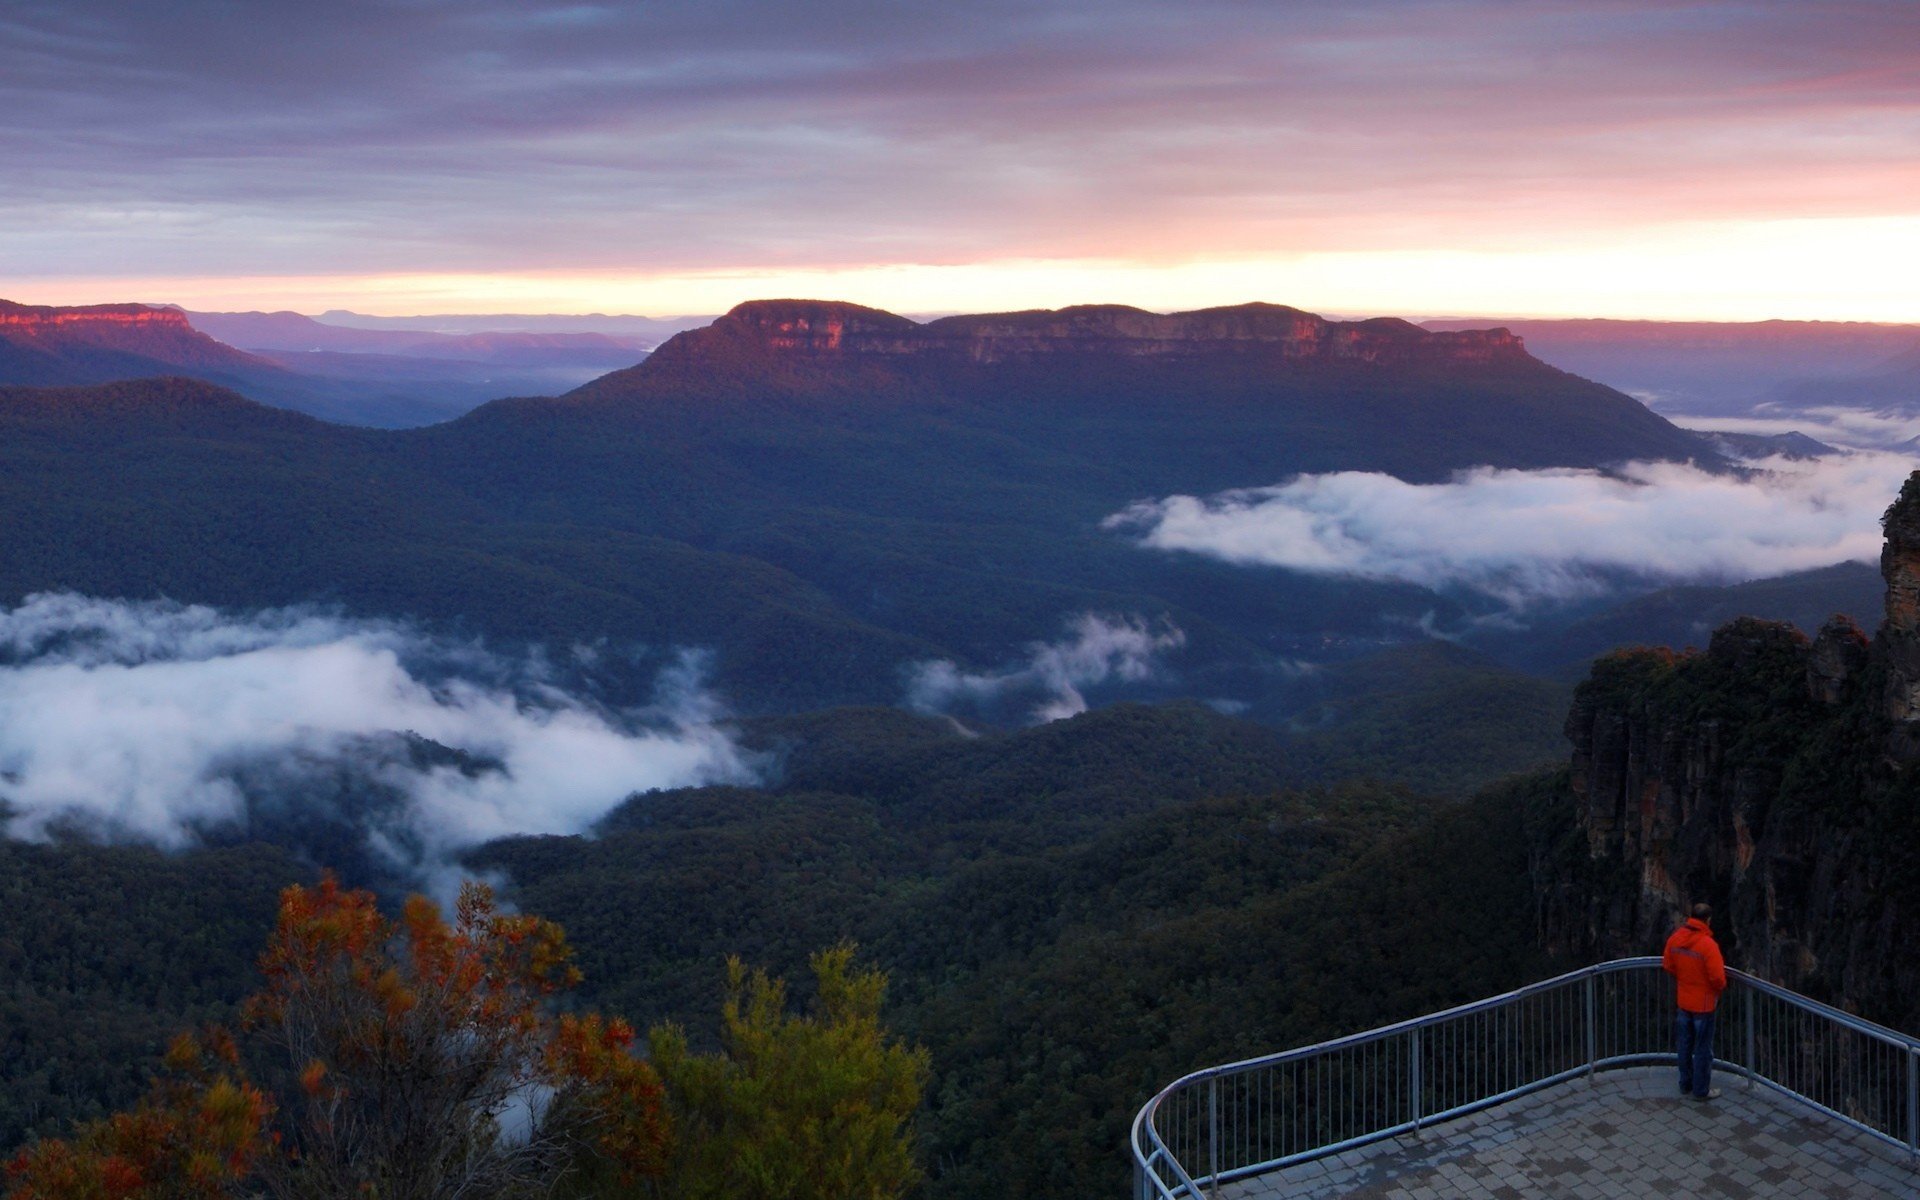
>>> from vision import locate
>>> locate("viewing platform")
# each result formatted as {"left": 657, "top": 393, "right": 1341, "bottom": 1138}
{"left": 1132, "top": 960, "right": 1920, "bottom": 1199}
{"left": 1224, "top": 1066, "right": 1913, "bottom": 1198}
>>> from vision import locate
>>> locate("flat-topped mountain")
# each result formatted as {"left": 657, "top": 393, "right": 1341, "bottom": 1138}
{"left": 560, "top": 299, "right": 1708, "bottom": 491}
{"left": 0, "top": 299, "right": 276, "bottom": 386}
{"left": 649, "top": 299, "right": 1528, "bottom": 368}
{"left": 1, "top": 299, "right": 196, "bottom": 338}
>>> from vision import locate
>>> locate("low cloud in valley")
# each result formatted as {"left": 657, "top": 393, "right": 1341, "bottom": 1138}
{"left": 1674, "top": 407, "right": 1920, "bottom": 452}
{"left": 0, "top": 594, "right": 750, "bottom": 883}
{"left": 906, "top": 613, "right": 1186, "bottom": 724}
{"left": 1107, "top": 454, "right": 1915, "bottom": 607}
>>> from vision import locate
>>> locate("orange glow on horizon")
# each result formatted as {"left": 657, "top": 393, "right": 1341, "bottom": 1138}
{"left": 12, "top": 216, "right": 1920, "bottom": 324}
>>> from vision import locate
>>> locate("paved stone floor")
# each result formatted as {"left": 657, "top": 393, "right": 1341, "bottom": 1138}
{"left": 1221, "top": 1067, "right": 1920, "bottom": 1199}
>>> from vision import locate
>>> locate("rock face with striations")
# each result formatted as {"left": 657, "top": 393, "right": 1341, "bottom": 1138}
{"left": 1878, "top": 473, "right": 1920, "bottom": 759}
{"left": 648, "top": 298, "right": 1531, "bottom": 370}
{"left": 1537, "top": 472, "right": 1920, "bottom": 1031}
{"left": 0, "top": 299, "right": 272, "bottom": 386}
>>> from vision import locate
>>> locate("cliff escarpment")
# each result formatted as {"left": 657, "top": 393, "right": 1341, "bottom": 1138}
{"left": 0, "top": 299, "right": 196, "bottom": 332}
{"left": 1536, "top": 472, "right": 1920, "bottom": 1029}
{"left": 647, "top": 298, "right": 1531, "bottom": 369}
{"left": 0, "top": 299, "right": 272, "bottom": 383}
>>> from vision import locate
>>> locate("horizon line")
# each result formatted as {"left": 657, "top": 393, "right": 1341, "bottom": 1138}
{"left": 13, "top": 294, "right": 1920, "bottom": 330}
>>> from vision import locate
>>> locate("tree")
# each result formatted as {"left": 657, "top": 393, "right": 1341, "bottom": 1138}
{"left": 4, "top": 1031, "right": 269, "bottom": 1200}
{"left": 643, "top": 944, "right": 928, "bottom": 1200}
{"left": 245, "top": 875, "right": 667, "bottom": 1200}
{"left": 5, "top": 875, "right": 668, "bottom": 1200}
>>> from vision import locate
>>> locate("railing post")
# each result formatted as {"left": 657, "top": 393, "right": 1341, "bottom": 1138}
{"left": 1410, "top": 1027, "right": 1423, "bottom": 1133}
{"left": 1583, "top": 972, "right": 1597, "bottom": 1080}
{"left": 1208, "top": 1076, "right": 1220, "bottom": 1200}
{"left": 1744, "top": 985, "right": 1757, "bottom": 1089}
{"left": 1906, "top": 1047, "right": 1917, "bottom": 1160}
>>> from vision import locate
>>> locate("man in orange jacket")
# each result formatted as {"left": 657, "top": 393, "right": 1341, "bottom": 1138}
{"left": 1663, "top": 902, "right": 1728, "bottom": 1100}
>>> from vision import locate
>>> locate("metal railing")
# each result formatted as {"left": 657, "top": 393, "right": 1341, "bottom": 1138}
{"left": 1130, "top": 958, "right": 1920, "bottom": 1199}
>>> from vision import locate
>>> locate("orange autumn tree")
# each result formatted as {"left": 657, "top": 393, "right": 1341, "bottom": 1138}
{"left": 3, "top": 1030, "right": 270, "bottom": 1200}
{"left": 246, "top": 875, "right": 667, "bottom": 1200}
{"left": 6, "top": 875, "right": 668, "bottom": 1200}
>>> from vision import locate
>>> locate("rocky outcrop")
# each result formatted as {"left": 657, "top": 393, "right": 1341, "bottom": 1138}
{"left": 1879, "top": 473, "right": 1920, "bottom": 758}
{"left": 651, "top": 299, "right": 1532, "bottom": 370}
{"left": 1554, "top": 621, "right": 1805, "bottom": 957}
{"left": 1807, "top": 615, "right": 1869, "bottom": 706}
{"left": 0, "top": 300, "right": 197, "bottom": 333}
{"left": 1536, "top": 472, "right": 1920, "bottom": 1029}
{"left": 0, "top": 299, "right": 269, "bottom": 375}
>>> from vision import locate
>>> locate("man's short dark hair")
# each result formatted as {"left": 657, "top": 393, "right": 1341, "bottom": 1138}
{"left": 1692, "top": 902, "right": 1713, "bottom": 921}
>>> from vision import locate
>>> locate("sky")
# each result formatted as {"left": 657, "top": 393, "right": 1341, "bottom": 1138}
{"left": 3, "top": 0, "right": 1919, "bottom": 319}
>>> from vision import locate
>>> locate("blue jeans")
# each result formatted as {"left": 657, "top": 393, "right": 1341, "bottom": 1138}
{"left": 1676, "top": 1010, "right": 1716, "bottom": 1096}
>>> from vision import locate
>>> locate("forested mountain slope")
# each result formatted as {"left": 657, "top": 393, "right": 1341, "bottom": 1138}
{"left": 467, "top": 701, "right": 1565, "bottom": 1200}
{"left": 0, "top": 299, "right": 1717, "bottom": 713}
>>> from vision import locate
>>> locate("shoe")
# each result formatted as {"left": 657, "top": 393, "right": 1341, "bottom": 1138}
{"left": 1691, "top": 1088, "right": 1722, "bottom": 1101}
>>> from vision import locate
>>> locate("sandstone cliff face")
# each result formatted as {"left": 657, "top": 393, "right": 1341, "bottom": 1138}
{"left": 1878, "top": 473, "right": 1920, "bottom": 759}
{"left": 0, "top": 300, "right": 199, "bottom": 341}
{"left": 1537, "top": 473, "right": 1920, "bottom": 1029}
{"left": 652, "top": 299, "right": 1531, "bottom": 370}
{"left": 0, "top": 299, "right": 264, "bottom": 372}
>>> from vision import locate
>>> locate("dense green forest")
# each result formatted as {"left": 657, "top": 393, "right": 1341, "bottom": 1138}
{"left": 479, "top": 774, "right": 1560, "bottom": 1199}
{"left": 473, "top": 701, "right": 1568, "bottom": 1199}
{"left": 0, "top": 840, "right": 308, "bottom": 1146}
{"left": 0, "top": 699, "right": 1574, "bottom": 1198}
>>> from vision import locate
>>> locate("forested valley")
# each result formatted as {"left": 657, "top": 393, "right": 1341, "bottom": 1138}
{"left": 1, "top": 696, "right": 1573, "bottom": 1199}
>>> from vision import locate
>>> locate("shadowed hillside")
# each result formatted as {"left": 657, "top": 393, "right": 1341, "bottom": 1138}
{"left": 0, "top": 300, "right": 1719, "bottom": 715}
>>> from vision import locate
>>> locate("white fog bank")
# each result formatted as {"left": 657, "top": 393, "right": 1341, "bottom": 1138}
{"left": 1106, "top": 454, "right": 1914, "bottom": 606}
{"left": 0, "top": 594, "right": 750, "bottom": 870}
{"left": 906, "top": 613, "right": 1186, "bottom": 724}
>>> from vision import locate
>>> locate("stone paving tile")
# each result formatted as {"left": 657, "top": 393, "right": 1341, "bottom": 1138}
{"left": 1218, "top": 1067, "right": 1920, "bottom": 1199}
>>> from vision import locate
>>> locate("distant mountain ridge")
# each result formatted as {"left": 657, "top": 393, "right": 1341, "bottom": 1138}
{"left": 0, "top": 299, "right": 654, "bottom": 427}
{"left": 184, "top": 309, "right": 650, "bottom": 367}
{"left": 0, "top": 298, "right": 279, "bottom": 386}
{"left": 649, "top": 298, "right": 1530, "bottom": 369}
{"left": 315, "top": 309, "right": 708, "bottom": 340}
{"left": 1421, "top": 316, "right": 1920, "bottom": 428}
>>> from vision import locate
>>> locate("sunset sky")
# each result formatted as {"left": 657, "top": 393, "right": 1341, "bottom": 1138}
{"left": 4, "top": 0, "right": 1918, "bottom": 320}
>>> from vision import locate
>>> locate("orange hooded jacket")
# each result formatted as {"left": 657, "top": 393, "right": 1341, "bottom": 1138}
{"left": 1662, "top": 918, "right": 1727, "bottom": 1014}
